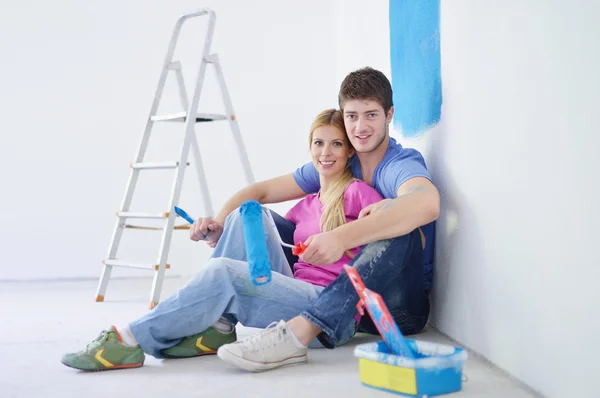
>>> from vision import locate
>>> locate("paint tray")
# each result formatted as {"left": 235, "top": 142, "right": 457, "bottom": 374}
{"left": 344, "top": 265, "right": 467, "bottom": 397}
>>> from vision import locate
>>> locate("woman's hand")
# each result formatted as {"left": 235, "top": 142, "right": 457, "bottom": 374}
{"left": 358, "top": 198, "right": 393, "bottom": 218}
{"left": 299, "top": 231, "right": 346, "bottom": 266}
{"left": 190, "top": 217, "right": 224, "bottom": 248}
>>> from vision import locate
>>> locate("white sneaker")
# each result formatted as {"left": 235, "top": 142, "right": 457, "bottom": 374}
{"left": 217, "top": 320, "right": 308, "bottom": 372}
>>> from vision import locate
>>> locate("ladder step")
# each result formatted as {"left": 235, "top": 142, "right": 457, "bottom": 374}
{"left": 116, "top": 211, "right": 169, "bottom": 219}
{"left": 150, "top": 112, "right": 229, "bottom": 123}
{"left": 130, "top": 161, "right": 189, "bottom": 170}
{"left": 125, "top": 223, "right": 191, "bottom": 230}
{"left": 103, "top": 260, "right": 171, "bottom": 271}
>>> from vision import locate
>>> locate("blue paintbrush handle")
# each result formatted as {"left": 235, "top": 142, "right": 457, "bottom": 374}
{"left": 174, "top": 206, "right": 195, "bottom": 224}
{"left": 174, "top": 206, "right": 209, "bottom": 239}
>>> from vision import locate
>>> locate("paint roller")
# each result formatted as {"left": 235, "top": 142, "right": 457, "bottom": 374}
{"left": 176, "top": 202, "right": 307, "bottom": 286}
{"left": 240, "top": 200, "right": 307, "bottom": 286}
{"left": 240, "top": 200, "right": 273, "bottom": 285}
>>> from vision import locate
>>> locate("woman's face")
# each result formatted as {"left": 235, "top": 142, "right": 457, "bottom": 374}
{"left": 310, "top": 125, "right": 354, "bottom": 178}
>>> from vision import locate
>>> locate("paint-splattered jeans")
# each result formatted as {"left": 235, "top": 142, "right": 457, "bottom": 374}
{"left": 272, "top": 213, "right": 429, "bottom": 348}
{"left": 129, "top": 208, "right": 357, "bottom": 358}
{"left": 299, "top": 228, "right": 430, "bottom": 349}
{"left": 271, "top": 211, "right": 430, "bottom": 349}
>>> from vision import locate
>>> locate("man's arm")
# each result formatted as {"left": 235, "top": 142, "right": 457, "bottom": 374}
{"left": 332, "top": 177, "right": 440, "bottom": 250}
{"left": 298, "top": 177, "right": 439, "bottom": 265}
{"left": 214, "top": 173, "right": 307, "bottom": 225}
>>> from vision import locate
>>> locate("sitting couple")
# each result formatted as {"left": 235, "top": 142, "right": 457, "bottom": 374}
{"left": 62, "top": 67, "right": 440, "bottom": 372}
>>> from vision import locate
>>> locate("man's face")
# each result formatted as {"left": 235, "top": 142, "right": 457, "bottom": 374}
{"left": 342, "top": 99, "right": 393, "bottom": 154}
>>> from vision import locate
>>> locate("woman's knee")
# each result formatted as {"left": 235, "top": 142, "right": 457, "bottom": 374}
{"left": 205, "top": 257, "right": 248, "bottom": 276}
{"left": 184, "top": 258, "right": 245, "bottom": 291}
{"left": 206, "top": 257, "right": 233, "bottom": 271}
{"left": 224, "top": 207, "right": 243, "bottom": 227}
{"left": 188, "top": 258, "right": 233, "bottom": 284}
{"left": 224, "top": 206, "right": 270, "bottom": 227}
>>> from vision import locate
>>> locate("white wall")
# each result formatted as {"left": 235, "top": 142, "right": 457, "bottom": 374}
{"left": 0, "top": 0, "right": 337, "bottom": 280}
{"left": 4, "top": 0, "right": 599, "bottom": 395}
{"left": 335, "top": 0, "right": 600, "bottom": 397}
{"left": 432, "top": 2, "right": 600, "bottom": 397}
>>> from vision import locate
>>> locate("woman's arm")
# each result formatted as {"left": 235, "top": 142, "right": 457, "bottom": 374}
{"left": 191, "top": 173, "right": 307, "bottom": 244}
{"left": 214, "top": 173, "right": 307, "bottom": 225}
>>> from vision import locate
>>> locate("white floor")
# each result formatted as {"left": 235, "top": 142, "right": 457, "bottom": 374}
{"left": 1, "top": 278, "right": 540, "bottom": 398}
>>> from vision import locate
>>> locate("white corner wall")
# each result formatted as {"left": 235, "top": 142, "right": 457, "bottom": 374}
{"left": 0, "top": 1, "right": 337, "bottom": 280}
{"left": 334, "top": 0, "right": 599, "bottom": 397}
{"left": 431, "top": 2, "right": 600, "bottom": 397}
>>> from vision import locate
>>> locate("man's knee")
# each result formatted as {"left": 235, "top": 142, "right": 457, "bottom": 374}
{"left": 352, "top": 231, "right": 419, "bottom": 270}
{"left": 351, "top": 238, "right": 395, "bottom": 271}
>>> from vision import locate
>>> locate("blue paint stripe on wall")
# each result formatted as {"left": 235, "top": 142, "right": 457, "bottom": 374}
{"left": 389, "top": 0, "right": 442, "bottom": 137}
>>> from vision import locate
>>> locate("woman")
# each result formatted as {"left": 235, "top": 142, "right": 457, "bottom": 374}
{"left": 61, "top": 109, "right": 383, "bottom": 371}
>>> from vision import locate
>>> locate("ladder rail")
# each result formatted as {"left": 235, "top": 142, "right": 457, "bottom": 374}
{"left": 118, "top": 9, "right": 215, "bottom": 211}
{"left": 149, "top": 10, "right": 217, "bottom": 307}
{"left": 189, "top": 135, "right": 214, "bottom": 217}
{"left": 96, "top": 11, "right": 191, "bottom": 301}
{"left": 173, "top": 60, "right": 214, "bottom": 218}
{"left": 212, "top": 56, "right": 255, "bottom": 186}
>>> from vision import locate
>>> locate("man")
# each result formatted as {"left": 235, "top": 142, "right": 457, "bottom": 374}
{"left": 211, "top": 67, "right": 440, "bottom": 371}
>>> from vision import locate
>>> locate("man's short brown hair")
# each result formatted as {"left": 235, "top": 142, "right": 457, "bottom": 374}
{"left": 338, "top": 67, "right": 393, "bottom": 113}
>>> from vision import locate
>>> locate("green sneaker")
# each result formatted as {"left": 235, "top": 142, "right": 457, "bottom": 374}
{"left": 61, "top": 326, "right": 145, "bottom": 371}
{"left": 162, "top": 326, "right": 237, "bottom": 358}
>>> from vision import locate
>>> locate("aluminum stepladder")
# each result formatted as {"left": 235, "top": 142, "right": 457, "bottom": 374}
{"left": 95, "top": 8, "right": 255, "bottom": 309}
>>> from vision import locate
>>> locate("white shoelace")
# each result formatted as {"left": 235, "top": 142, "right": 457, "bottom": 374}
{"left": 241, "top": 321, "right": 286, "bottom": 352}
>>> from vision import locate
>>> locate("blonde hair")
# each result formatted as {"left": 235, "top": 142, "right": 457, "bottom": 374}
{"left": 309, "top": 109, "right": 356, "bottom": 259}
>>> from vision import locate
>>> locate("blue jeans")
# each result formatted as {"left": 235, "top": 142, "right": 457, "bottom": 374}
{"left": 269, "top": 212, "right": 430, "bottom": 348}
{"left": 129, "top": 208, "right": 357, "bottom": 358}
{"left": 304, "top": 230, "right": 430, "bottom": 348}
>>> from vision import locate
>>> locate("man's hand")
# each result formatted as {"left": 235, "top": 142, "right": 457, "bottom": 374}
{"left": 190, "top": 217, "right": 224, "bottom": 248}
{"left": 358, "top": 198, "right": 393, "bottom": 218}
{"left": 299, "top": 231, "right": 346, "bottom": 266}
